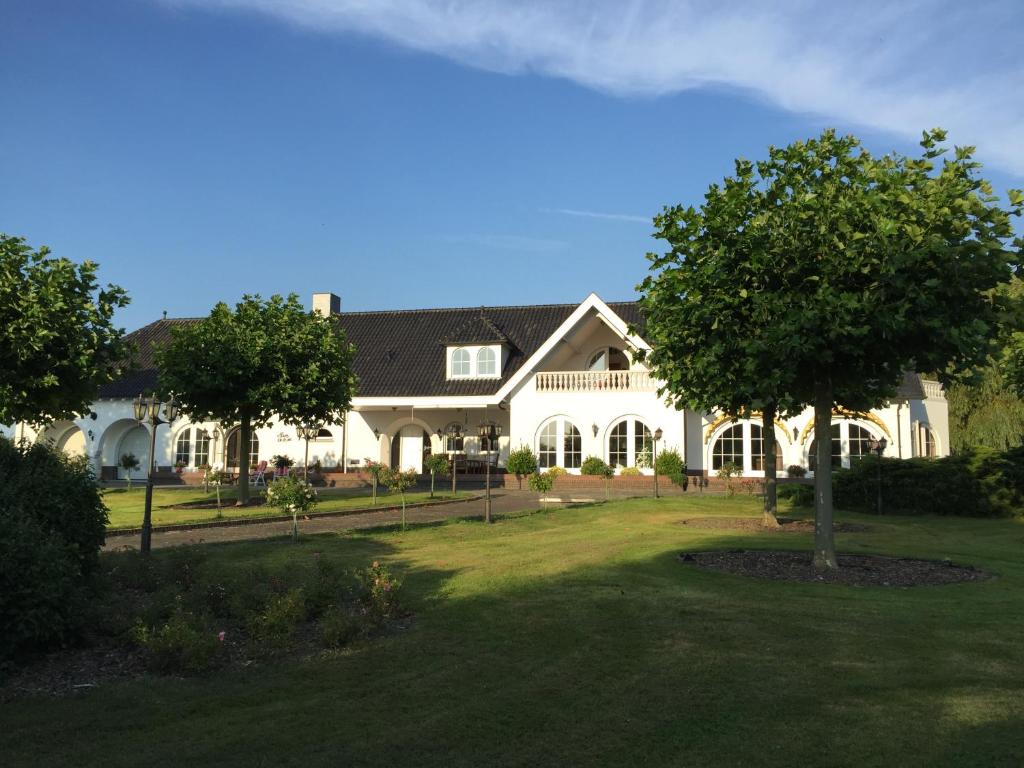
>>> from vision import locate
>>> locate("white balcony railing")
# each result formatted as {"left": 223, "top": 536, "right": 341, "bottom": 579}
{"left": 921, "top": 379, "right": 944, "bottom": 400}
{"left": 535, "top": 370, "right": 657, "bottom": 393}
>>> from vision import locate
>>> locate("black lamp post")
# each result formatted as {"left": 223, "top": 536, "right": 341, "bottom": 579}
{"left": 296, "top": 422, "right": 323, "bottom": 482}
{"left": 133, "top": 392, "right": 179, "bottom": 554}
{"left": 867, "top": 436, "right": 888, "bottom": 515}
{"left": 653, "top": 427, "right": 663, "bottom": 498}
{"left": 478, "top": 422, "right": 502, "bottom": 523}
{"left": 446, "top": 423, "right": 463, "bottom": 495}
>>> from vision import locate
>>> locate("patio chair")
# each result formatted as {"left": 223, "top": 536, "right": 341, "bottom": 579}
{"left": 250, "top": 460, "right": 268, "bottom": 487}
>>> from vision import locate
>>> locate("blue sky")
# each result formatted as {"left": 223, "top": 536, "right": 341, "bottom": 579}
{"left": 3, "top": 0, "right": 1022, "bottom": 331}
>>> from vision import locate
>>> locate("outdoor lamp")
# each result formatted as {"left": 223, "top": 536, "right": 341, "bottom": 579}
{"left": 877, "top": 437, "right": 888, "bottom": 454}
{"left": 132, "top": 394, "right": 146, "bottom": 421}
{"left": 163, "top": 395, "right": 179, "bottom": 422}
{"left": 592, "top": 423, "right": 599, "bottom": 437}
{"left": 654, "top": 427, "right": 663, "bottom": 442}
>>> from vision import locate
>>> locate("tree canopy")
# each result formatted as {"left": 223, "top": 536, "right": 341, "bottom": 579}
{"left": 639, "top": 128, "right": 1022, "bottom": 569}
{"left": 0, "top": 234, "right": 129, "bottom": 426}
{"left": 157, "top": 294, "right": 356, "bottom": 503}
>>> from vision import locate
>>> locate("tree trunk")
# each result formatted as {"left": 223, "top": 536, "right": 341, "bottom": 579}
{"left": 762, "top": 406, "right": 780, "bottom": 528}
{"left": 430, "top": 471, "right": 435, "bottom": 498}
{"left": 812, "top": 378, "right": 838, "bottom": 571}
{"left": 236, "top": 415, "right": 251, "bottom": 506}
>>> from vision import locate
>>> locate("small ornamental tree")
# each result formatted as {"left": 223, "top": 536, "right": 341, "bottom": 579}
{"left": 364, "top": 459, "right": 387, "bottom": 505}
{"left": 158, "top": 294, "right": 356, "bottom": 505}
{"left": 640, "top": 128, "right": 1021, "bottom": 570}
{"left": 528, "top": 470, "right": 554, "bottom": 506}
{"left": 424, "top": 453, "right": 450, "bottom": 498}
{"left": 383, "top": 467, "right": 418, "bottom": 530}
{"left": 0, "top": 234, "right": 130, "bottom": 425}
{"left": 120, "top": 452, "right": 140, "bottom": 491}
{"left": 505, "top": 446, "right": 538, "bottom": 489}
{"left": 266, "top": 475, "right": 317, "bottom": 541}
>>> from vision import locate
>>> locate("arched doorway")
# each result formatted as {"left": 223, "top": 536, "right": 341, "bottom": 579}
{"left": 38, "top": 421, "right": 87, "bottom": 457}
{"left": 390, "top": 424, "right": 427, "bottom": 473}
{"left": 117, "top": 425, "right": 150, "bottom": 479}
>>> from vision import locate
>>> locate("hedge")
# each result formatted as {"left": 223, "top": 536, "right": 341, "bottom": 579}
{"left": 832, "top": 446, "right": 1024, "bottom": 517}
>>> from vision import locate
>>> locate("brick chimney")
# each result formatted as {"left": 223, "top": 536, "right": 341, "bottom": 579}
{"left": 312, "top": 292, "right": 341, "bottom": 316}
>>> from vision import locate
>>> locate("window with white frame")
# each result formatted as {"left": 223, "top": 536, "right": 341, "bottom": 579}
{"left": 451, "top": 348, "right": 471, "bottom": 377}
{"left": 607, "top": 418, "right": 652, "bottom": 468}
{"left": 808, "top": 421, "right": 881, "bottom": 471}
{"left": 847, "top": 424, "right": 874, "bottom": 463}
{"left": 444, "top": 422, "right": 464, "bottom": 453}
{"left": 750, "top": 424, "right": 785, "bottom": 471}
{"left": 194, "top": 429, "right": 210, "bottom": 467}
{"left": 808, "top": 424, "right": 842, "bottom": 471}
{"left": 175, "top": 429, "right": 191, "bottom": 466}
{"left": 315, "top": 427, "right": 333, "bottom": 440}
{"left": 477, "top": 347, "right": 496, "bottom": 376}
{"left": 712, "top": 424, "right": 744, "bottom": 470}
{"left": 537, "top": 417, "right": 582, "bottom": 469}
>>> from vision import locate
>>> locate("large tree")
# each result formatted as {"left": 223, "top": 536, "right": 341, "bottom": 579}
{"left": 0, "top": 234, "right": 129, "bottom": 426}
{"left": 641, "top": 129, "right": 1021, "bottom": 570}
{"left": 157, "top": 294, "right": 356, "bottom": 504}
{"left": 637, "top": 160, "right": 802, "bottom": 527}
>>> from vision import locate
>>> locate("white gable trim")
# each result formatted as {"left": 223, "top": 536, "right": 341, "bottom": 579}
{"left": 494, "top": 293, "right": 650, "bottom": 401}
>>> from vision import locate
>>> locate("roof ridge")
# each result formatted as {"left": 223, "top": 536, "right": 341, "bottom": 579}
{"left": 335, "top": 299, "right": 638, "bottom": 317}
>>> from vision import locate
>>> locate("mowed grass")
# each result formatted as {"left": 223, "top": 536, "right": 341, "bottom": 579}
{"left": 4, "top": 495, "right": 1024, "bottom": 767}
{"left": 102, "top": 486, "right": 473, "bottom": 529}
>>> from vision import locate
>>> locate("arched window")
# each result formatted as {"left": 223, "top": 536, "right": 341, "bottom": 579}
{"left": 808, "top": 424, "right": 843, "bottom": 471}
{"left": 607, "top": 418, "right": 651, "bottom": 468}
{"left": 587, "top": 347, "right": 629, "bottom": 371}
{"left": 847, "top": 424, "right": 874, "bottom": 463}
{"left": 175, "top": 429, "right": 191, "bottom": 466}
{"left": 750, "top": 424, "right": 785, "bottom": 471}
{"left": 921, "top": 425, "right": 937, "bottom": 457}
{"left": 315, "top": 427, "right": 333, "bottom": 440}
{"left": 194, "top": 429, "right": 210, "bottom": 468}
{"left": 537, "top": 418, "right": 582, "bottom": 469}
{"left": 227, "top": 429, "right": 260, "bottom": 468}
{"left": 477, "top": 347, "right": 496, "bottom": 376}
{"left": 712, "top": 424, "right": 744, "bottom": 470}
{"left": 451, "top": 348, "right": 471, "bottom": 377}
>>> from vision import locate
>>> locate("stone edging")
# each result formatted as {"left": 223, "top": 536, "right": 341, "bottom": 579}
{"left": 105, "top": 494, "right": 484, "bottom": 537}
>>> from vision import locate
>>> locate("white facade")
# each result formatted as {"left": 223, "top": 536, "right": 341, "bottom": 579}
{"left": 13, "top": 293, "right": 950, "bottom": 479}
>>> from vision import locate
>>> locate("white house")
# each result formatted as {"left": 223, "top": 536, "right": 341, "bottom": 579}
{"left": 11, "top": 292, "right": 949, "bottom": 481}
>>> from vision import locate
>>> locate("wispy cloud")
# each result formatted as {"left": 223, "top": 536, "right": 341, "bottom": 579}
{"left": 543, "top": 208, "right": 649, "bottom": 224}
{"left": 164, "top": 0, "right": 1024, "bottom": 177}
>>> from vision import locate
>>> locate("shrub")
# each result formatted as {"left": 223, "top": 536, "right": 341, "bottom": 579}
{"left": 716, "top": 462, "right": 742, "bottom": 495}
{"left": 271, "top": 454, "right": 294, "bottom": 470}
{"left": 133, "top": 608, "right": 224, "bottom": 674}
{"left": 833, "top": 447, "right": 1024, "bottom": 517}
{"left": 321, "top": 605, "right": 362, "bottom": 648}
{"left": 580, "top": 455, "right": 612, "bottom": 477}
{"left": 618, "top": 466, "right": 641, "bottom": 477}
{"left": 356, "top": 561, "right": 402, "bottom": 628}
{"left": 655, "top": 448, "right": 688, "bottom": 489}
{"left": 506, "top": 446, "right": 538, "bottom": 489}
{"left": 250, "top": 588, "right": 308, "bottom": 652}
{"left": 778, "top": 483, "right": 814, "bottom": 507}
{"left": 0, "top": 438, "right": 109, "bottom": 660}
{"left": 546, "top": 466, "right": 568, "bottom": 478}
{"left": 786, "top": 464, "right": 807, "bottom": 478}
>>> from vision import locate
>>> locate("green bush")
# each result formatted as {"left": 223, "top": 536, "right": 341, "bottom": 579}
{"left": 716, "top": 462, "right": 743, "bottom": 495}
{"left": 321, "top": 605, "right": 362, "bottom": 648}
{"left": 0, "top": 438, "right": 109, "bottom": 660}
{"left": 655, "top": 448, "right": 688, "bottom": 489}
{"left": 357, "top": 561, "right": 402, "bottom": 628}
{"left": 832, "top": 447, "right": 1024, "bottom": 517}
{"left": 133, "top": 609, "right": 224, "bottom": 674}
{"left": 528, "top": 471, "right": 554, "bottom": 494}
{"left": 250, "top": 588, "right": 308, "bottom": 652}
{"left": 580, "top": 455, "right": 612, "bottom": 477}
{"left": 786, "top": 464, "right": 807, "bottom": 478}
{"left": 546, "top": 466, "right": 568, "bottom": 478}
{"left": 506, "top": 446, "right": 538, "bottom": 488}
{"left": 618, "top": 466, "right": 641, "bottom": 477}
{"left": 778, "top": 483, "right": 814, "bottom": 507}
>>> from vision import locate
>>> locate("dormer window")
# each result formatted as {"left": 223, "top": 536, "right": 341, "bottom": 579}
{"left": 477, "top": 347, "right": 496, "bottom": 376}
{"left": 451, "top": 348, "right": 471, "bottom": 377}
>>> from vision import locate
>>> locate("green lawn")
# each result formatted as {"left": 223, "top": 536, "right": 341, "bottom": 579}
{"left": 101, "top": 486, "right": 473, "bottom": 529}
{"left": 4, "top": 496, "right": 1024, "bottom": 767}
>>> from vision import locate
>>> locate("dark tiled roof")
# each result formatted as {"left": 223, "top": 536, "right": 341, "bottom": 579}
{"left": 99, "top": 301, "right": 643, "bottom": 400}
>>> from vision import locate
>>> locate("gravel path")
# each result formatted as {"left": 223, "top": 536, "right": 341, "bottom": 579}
{"left": 103, "top": 490, "right": 583, "bottom": 551}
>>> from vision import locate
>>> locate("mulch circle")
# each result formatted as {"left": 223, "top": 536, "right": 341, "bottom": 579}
{"left": 166, "top": 498, "right": 266, "bottom": 510}
{"left": 679, "top": 550, "right": 991, "bottom": 587}
{"left": 680, "top": 516, "right": 871, "bottom": 533}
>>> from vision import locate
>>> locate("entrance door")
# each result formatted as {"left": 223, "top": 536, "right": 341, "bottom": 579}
{"left": 399, "top": 425, "right": 424, "bottom": 473}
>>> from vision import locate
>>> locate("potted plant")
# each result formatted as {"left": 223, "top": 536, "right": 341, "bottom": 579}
{"left": 271, "top": 454, "right": 294, "bottom": 478}
{"left": 174, "top": 460, "right": 186, "bottom": 474}
{"left": 119, "top": 453, "right": 140, "bottom": 491}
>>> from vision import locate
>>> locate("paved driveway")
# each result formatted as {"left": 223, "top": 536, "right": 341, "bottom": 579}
{"left": 103, "top": 490, "right": 584, "bottom": 551}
